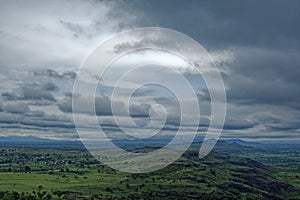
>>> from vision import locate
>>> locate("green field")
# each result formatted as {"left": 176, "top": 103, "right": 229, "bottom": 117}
{"left": 0, "top": 145, "right": 300, "bottom": 199}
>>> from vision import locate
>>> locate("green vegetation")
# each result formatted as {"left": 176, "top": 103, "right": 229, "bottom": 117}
{"left": 0, "top": 145, "right": 299, "bottom": 199}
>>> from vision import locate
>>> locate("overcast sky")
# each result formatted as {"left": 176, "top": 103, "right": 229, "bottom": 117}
{"left": 0, "top": 0, "right": 299, "bottom": 141}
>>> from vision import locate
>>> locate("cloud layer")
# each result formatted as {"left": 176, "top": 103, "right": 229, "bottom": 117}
{"left": 0, "top": 0, "right": 299, "bottom": 140}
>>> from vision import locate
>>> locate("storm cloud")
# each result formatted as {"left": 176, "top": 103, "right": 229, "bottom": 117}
{"left": 0, "top": 0, "right": 299, "bottom": 140}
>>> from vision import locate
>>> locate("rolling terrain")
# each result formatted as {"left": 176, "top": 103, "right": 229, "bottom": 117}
{"left": 0, "top": 136, "right": 299, "bottom": 199}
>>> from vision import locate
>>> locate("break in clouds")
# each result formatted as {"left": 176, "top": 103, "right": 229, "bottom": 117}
{"left": 0, "top": 0, "right": 299, "bottom": 140}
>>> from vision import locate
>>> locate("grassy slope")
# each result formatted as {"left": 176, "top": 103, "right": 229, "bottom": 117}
{"left": 0, "top": 147, "right": 299, "bottom": 199}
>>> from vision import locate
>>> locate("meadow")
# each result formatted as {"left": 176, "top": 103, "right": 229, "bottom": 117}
{"left": 0, "top": 141, "right": 299, "bottom": 199}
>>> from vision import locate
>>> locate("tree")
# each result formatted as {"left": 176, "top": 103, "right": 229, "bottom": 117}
{"left": 24, "top": 165, "right": 31, "bottom": 172}
{"left": 38, "top": 185, "right": 44, "bottom": 191}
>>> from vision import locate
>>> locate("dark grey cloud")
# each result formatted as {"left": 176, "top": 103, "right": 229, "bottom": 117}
{"left": 122, "top": 0, "right": 300, "bottom": 49}
{"left": 22, "top": 86, "right": 56, "bottom": 102}
{"left": 0, "top": 101, "right": 45, "bottom": 117}
{"left": 33, "top": 69, "right": 77, "bottom": 80}
{"left": 34, "top": 70, "right": 62, "bottom": 79}
{"left": 266, "top": 123, "right": 300, "bottom": 132}
{"left": 3, "top": 102, "right": 30, "bottom": 114}
{"left": 129, "top": 103, "right": 151, "bottom": 118}
{"left": 58, "top": 99, "right": 72, "bottom": 113}
{"left": 0, "top": 112, "right": 74, "bottom": 129}
{"left": 25, "top": 110, "right": 45, "bottom": 117}
{"left": 0, "top": 101, "right": 75, "bottom": 131}
{"left": 95, "top": 96, "right": 123, "bottom": 116}
{"left": 221, "top": 133, "right": 300, "bottom": 140}
{"left": 125, "top": 0, "right": 298, "bottom": 138}
{"left": 42, "top": 81, "right": 59, "bottom": 91}
{"left": 0, "top": 0, "right": 299, "bottom": 140}
{"left": 59, "top": 95, "right": 155, "bottom": 119}
{"left": 1, "top": 81, "right": 58, "bottom": 103}
{"left": 221, "top": 48, "right": 300, "bottom": 109}
{"left": 1, "top": 91, "right": 19, "bottom": 101}
{"left": 131, "top": 88, "right": 155, "bottom": 97}
{"left": 229, "top": 49, "right": 300, "bottom": 85}
{"left": 58, "top": 95, "right": 123, "bottom": 115}
{"left": 123, "top": 0, "right": 300, "bottom": 111}
{"left": 223, "top": 118, "right": 257, "bottom": 130}
{"left": 113, "top": 41, "right": 143, "bottom": 53}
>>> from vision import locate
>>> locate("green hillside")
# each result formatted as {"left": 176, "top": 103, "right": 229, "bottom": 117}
{"left": 0, "top": 146, "right": 299, "bottom": 199}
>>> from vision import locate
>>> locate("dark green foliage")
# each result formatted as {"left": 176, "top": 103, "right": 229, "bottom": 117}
{"left": 0, "top": 146, "right": 299, "bottom": 199}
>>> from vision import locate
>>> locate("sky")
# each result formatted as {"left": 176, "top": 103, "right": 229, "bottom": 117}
{"left": 0, "top": 0, "right": 299, "bottom": 141}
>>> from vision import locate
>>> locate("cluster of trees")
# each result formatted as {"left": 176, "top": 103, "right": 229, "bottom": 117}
{"left": 0, "top": 190, "right": 52, "bottom": 200}
{"left": 0, "top": 189, "right": 87, "bottom": 200}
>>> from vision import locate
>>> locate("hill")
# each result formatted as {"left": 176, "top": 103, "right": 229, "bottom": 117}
{"left": 0, "top": 145, "right": 299, "bottom": 199}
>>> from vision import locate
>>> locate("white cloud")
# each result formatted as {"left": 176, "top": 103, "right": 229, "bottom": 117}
{"left": 0, "top": 0, "right": 136, "bottom": 69}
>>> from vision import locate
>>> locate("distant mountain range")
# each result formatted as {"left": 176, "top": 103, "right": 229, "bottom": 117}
{"left": 225, "top": 139, "right": 261, "bottom": 146}
{"left": 0, "top": 135, "right": 58, "bottom": 142}
{"left": 0, "top": 135, "right": 299, "bottom": 150}
{"left": 0, "top": 136, "right": 83, "bottom": 149}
